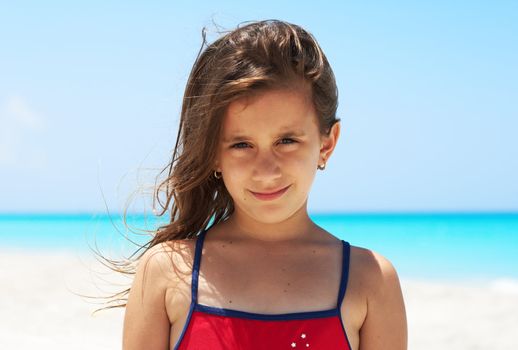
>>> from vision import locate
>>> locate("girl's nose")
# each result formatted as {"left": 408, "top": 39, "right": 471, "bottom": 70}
{"left": 251, "top": 152, "right": 282, "bottom": 182}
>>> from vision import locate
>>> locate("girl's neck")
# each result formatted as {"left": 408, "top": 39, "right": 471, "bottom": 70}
{"left": 211, "top": 206, "right": 323, "bottom": 245}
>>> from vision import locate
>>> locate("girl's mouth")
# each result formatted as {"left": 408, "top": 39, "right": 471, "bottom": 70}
{"left": 249, "top": 185, "right": 291, "bottom": 201}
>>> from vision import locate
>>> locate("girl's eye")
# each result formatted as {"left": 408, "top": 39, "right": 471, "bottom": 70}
{"left": 230, "top": 138, "right": 297, "bottom": 149}
{"left": 230, "top": 142, "right": 249, "bottom": 149}
{"left": 279, "top": 138, "right": 297, "bottom": 145}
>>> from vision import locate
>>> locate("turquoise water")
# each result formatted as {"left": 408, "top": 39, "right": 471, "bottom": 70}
{"left": 1, "top": 212, "right": 517, "bottom": 281}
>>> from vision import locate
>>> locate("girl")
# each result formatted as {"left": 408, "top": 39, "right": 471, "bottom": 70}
{"left": 121, "top": 19, "right": 407, "bottom": 350}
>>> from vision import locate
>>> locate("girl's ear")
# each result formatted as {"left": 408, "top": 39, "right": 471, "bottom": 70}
{"left": 319, "top": 122, "right": 340, "bottom": 164}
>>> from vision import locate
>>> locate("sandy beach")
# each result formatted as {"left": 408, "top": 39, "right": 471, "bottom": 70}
{"left": 1, "top": 250, "right": 517, "bottom": 350}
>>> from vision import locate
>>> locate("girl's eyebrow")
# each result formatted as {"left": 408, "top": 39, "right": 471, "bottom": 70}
{"left": 223, "top": 129, "right": 306, "bottom": 143}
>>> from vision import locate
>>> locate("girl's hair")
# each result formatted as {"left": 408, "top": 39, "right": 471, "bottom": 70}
{"left": 91, "top": 19, "right": 340, "bottom": 313}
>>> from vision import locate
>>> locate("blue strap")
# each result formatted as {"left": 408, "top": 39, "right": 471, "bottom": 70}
{"left": 337, "top": 240, "right": 351, "bottom": 309}
{"left": 191, "top": 228, "right": 207, "bottom": 304}
{"left": 192, "top": 230, "right": 351, "bottom": 309}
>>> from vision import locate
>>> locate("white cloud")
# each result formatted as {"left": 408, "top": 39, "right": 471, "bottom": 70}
{"left": 0, "top": 94, "right": 47, "bottom": 168}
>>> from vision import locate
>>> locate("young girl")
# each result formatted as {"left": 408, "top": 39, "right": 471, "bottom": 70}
{"left": 122, "top": 19, "right": 407, "bottom": 350}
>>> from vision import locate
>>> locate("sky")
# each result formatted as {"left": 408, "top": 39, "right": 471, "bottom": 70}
{"left": 0, "top": 1, "right": 517, "bottom": 213}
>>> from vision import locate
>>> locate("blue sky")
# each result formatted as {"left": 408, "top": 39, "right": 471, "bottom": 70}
{"left": 0, "top": 1, "right": 517, "bottom": 213}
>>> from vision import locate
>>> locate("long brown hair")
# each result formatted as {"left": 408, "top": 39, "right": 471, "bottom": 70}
{"left": 91, "top": 19, "right": 340, "bottom": 314}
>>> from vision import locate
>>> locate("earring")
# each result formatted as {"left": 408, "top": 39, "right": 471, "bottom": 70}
{"left": 214, "top": 170, "right": 222, "bottom": 179}
{"left": 317, "top": 156, "right": 326, "bottom": 170}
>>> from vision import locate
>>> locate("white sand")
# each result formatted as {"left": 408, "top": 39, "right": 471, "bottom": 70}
{"left": 1, "top": 250, "right": 517, "bottom": 350}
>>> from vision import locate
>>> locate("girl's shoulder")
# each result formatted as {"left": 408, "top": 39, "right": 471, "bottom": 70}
{"left": 350, "top": 244, "right": 398, "bottom": 273}
{"left": 348, "top": 244, "right": 403, "bottom": 299}
{"left": 342, "top": 244, "right": 404, "bottom": 335}
{"left": 131, "top": 237, "right": 199, "bottom": 299}
{"left": 143, "top": 238, "right": 198, "bottom": 283}
{"left": 347, "top": 245, "right": 407, "bottom": 347}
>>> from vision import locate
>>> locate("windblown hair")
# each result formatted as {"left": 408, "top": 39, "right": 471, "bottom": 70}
{"left": 91, "top": 19, "right": 340, "bottom": 313}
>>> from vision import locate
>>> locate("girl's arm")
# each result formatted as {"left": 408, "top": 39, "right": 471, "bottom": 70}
{"left": 122, "top": 244, "right": 172, "bottom": 350}
{"left": 359, "top": 251, "right": 408, "bottom": 350}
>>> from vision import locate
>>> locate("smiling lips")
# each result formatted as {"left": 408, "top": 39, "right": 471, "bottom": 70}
{"left": 249, "top": 185, "right": 291, "bottom": 201}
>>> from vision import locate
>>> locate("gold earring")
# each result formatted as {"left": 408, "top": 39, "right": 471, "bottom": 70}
{"left": 214, "top": 170, "right": 222, "bottom": 179}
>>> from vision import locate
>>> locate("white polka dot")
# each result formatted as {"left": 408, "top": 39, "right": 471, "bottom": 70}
{"left": 301, "top": 333, "right": 306, "bottom": 339}
{"left": 291, "top": 342, "right": 296, "bottom": 347}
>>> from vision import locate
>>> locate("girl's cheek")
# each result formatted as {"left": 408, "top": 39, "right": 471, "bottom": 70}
{"left": 222, "top": 157, "right": 252, "bottom": 175}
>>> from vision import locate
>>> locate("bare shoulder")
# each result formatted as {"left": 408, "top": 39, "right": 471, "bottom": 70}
{"left": 126, "top": 239, "right": 194, "bottom": 306}
{"left": 122, "top": 239, "right": 197, "bottom": 349}
{"left": 350, "top": 246, "right": 401, "bottom": 291}
{"left": 160, "top": 238, "right": 199, "bottom": 322}
{"left": 144, "top": 239, "right": 197, "bottom": 288}
{"left": 349, "top": 245, "right": 408, "bottom": 350}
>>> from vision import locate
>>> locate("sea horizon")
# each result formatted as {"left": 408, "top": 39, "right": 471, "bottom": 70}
{"left": 1, "top": 211, "right": 517, "bottom": 284}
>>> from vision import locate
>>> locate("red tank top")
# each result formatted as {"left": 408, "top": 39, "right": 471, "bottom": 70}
{"left": 174, "top": 228, "right": 352, "bottom": 350}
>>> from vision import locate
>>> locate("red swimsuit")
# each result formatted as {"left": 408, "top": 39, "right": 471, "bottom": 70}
{"left": 174, "top": 229, "right": 352, "bottom": 350}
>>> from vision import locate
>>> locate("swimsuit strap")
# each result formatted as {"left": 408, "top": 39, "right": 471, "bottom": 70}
{"left": 191, "top": 228, "right": 208, "bottom": 305}
{"left": 191, "top": 229, "right": 351, "bottom": 309}
{"left": 336, "top": 240, "right": 351, "bottom": 309}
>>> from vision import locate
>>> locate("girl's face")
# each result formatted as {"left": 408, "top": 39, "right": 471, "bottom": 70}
{"left": 215, "top": 87, "right": 339, "bottom": 225}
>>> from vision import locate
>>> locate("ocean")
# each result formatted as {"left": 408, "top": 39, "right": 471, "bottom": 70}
{"left": 1, "top": 212, "right": 517, "bottom": 282}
